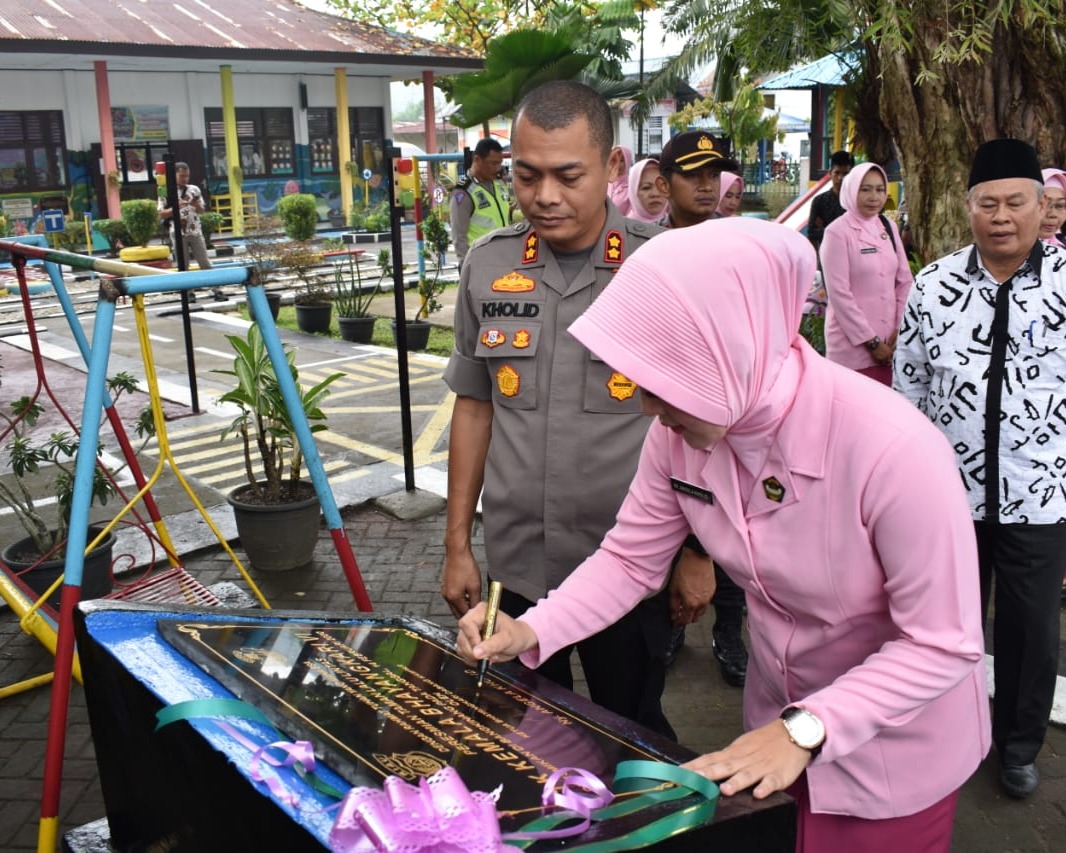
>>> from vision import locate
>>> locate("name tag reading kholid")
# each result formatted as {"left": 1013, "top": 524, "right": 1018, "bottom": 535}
{"left": 670, "top": 478, "right": 715, "bottom": 504}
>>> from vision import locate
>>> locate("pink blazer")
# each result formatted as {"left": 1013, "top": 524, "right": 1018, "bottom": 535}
{"left": 521, "top": 347, "right": 990, "bottom": 819}
{"left": 820, "top": 214, "right": 912, "bottom": 369}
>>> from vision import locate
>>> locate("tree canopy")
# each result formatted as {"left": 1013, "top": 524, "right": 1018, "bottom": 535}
{"left": 656, "top": 0, "right": 1066, "bottom": 261}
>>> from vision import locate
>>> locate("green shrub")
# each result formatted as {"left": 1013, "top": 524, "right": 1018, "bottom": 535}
{"left": 92, "top": 219, "right": 131, "bottom": 255}
{"left": 120, "top": 198, "right": 161, "bottom": 247}
{"left": 276, "top": 193, "right": 319, "bottom": 241}
{"left": 200, "top": 211, "right": 223, "bottom": 246}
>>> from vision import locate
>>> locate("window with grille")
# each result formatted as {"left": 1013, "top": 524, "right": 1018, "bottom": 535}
{"left": 204, "top": 108, "right": 295, "bottom": 179}
{"left": 644, "top": 117, "right": 664, "bottom": 157}
{"left": 0, "top": 110, "right": 67, "bottom": 192}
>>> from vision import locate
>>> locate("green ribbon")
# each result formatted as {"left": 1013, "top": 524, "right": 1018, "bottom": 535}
{"left": 507, "top": 760, "right": 718, "bottom": 851}
{"left": 154, "top": 698, "right": 348, "bottom": 800}
{"left": 155, "top": 697, "right": 272, "bottom": 731}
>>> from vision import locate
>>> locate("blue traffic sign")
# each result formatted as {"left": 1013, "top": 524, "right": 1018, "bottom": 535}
{"left": 42, "top": 208, "right": 65, "bottom": 232}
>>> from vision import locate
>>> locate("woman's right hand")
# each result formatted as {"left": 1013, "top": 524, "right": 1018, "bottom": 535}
{"left": 457, "top": 603, "right": 539, "bottom": 666}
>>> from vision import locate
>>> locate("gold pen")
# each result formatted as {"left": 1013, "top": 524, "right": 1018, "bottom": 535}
{"left": 477, "top": 581, "right": 504, "bottom": 688}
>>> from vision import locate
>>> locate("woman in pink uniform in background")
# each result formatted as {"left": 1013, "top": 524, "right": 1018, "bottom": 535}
{"left": 715, "top": 171, "right": 744, "bottom": 217}
{"left": 1040, "top": 168, "right": 1066, "bottom": 248}
{"left": 818, "top": 162, "right": 912, "bottom": 386}
{"left": 627, "top": 158, "right": 668, "bottom": 224}
{"left": 607, "top": 145, "right": 634, "bottom": 216}
{"left": 459, "top": 218, "right": 989, "bottom": 852}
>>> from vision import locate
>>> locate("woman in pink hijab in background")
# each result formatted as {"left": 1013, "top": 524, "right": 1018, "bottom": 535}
{"left": 715, "top": 171, "right": 744, "bottom": 217}
{"left": 627, "top": 158, "right": 668, "bottom": 223}
{"left": 607, "top": 145, "right": 634, "bottom": 216}
{"left": 819, "top": 162, "right": 912, "bottom": 386}
{"left": 1039, "top": 168, "right": 1066, "bottom": 248}
{"left": 460, "top": 218, "right": 989, "bottom": 852}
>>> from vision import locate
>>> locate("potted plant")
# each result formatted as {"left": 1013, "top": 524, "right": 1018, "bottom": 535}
{"left": 241, "top": 215, "right": 284, "bottom": 321}
{"left": 393, "top": 210, "right": 450, "bottom": 351}
{"left": 118, "top": 198, "right": 169, "bottom": 263}
{"left": 215, "top": 325, "right": 342, "bottom": 572}
{"left": 332, "top": 249, "right": 387, "bottom": 344}
{"left": 276, "top": 193, "right": 318, "bottom": 242}
{"left": 0, "top": 370, "right": 153, "bottom": 605}
{"left": 280, "top": 241, "right": 333, "bottom": 334}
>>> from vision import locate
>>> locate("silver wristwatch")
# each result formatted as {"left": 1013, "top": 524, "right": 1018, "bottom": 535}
{"left": 780, "top": 706, "right": 825, "bottom": 757}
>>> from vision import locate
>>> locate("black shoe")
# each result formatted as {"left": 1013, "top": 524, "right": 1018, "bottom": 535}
{"left": 712, "top": 623, "right": 747, "bottom": 687}
{"left": 664, "top": 625, "right": 686, "bottom": 668}
{"left": 212, "top": 289, "right": 227, "bottom": 301}
{"left": 999, "top": 763, "right": 1038, "bottom": 798}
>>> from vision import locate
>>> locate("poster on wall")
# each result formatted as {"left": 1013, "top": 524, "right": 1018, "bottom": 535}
{"left": 112, "top": 106, "right": 170, "bottom": 142}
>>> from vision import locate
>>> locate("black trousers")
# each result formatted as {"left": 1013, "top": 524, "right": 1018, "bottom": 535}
{"left": 713, "top": 564, "right": 746, "bottom": 625}
{"left": 499, "top": 586, "right": 676, "bottom": 741}
{"left": 974, "top": 521, "right": 1066, "bottom": 766}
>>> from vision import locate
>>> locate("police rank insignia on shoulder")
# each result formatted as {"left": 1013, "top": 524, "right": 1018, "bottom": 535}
{"left": 606, "top": 371, "right": 636, "bottom": 401}
{"left": 604, "top": 230, "right": 624, "bottom": 263}
{"left": 496, "top": 365, "right": 520, "bottom": 397}
{"left": 491, "top": 271, "right": 535, "bottom": 292}
{"left": 513, "top": 329, "right": 531, "bottom": 349}
{"left": 481, "top": 329, "right": 506, "bottom": 348}
{"left": 762, "top": 476, "right": 786, "bottom": 502}
{"left": 522, "top": 231, "right": 539, "bottom": 264}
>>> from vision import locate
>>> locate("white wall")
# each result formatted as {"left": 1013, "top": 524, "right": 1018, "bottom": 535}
{"left": 3, "top": 68, "right": 390, "bottom": 150}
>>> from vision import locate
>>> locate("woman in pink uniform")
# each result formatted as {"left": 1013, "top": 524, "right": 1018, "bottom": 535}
{"left": 819, "top": 162, "right": 912, "bottom": 386}
{"left": 459, "top": 218, "right": 989, "bottom": 852}
{"left": 1040, "top": 168, "right": 1066, "bottom": 248}
{"left": 627, "top": 158, "right": 668, "bottom": 224}
{"left": 715, "top": 171, "right": 744, "bottom": 217}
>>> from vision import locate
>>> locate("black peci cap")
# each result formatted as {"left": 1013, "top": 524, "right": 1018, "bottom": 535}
{"left": 967, "top": 138, "right": 1044, "bottom": 189}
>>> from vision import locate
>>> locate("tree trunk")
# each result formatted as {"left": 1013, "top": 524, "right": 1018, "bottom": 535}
{"left": 878, "top": 18, "right": 1066, "bottom": 265}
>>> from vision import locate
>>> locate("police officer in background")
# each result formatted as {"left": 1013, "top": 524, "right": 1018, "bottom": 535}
{"left": 450, "top": 138, "right": 511, "bottom": 269}
{"left": 442, "top": 81, "right": 715, "bottom": 739}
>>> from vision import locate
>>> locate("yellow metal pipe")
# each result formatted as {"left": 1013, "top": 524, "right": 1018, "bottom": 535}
{"left": 130, "top": 297, "right": 271, "bottom": 609}
{"left": 220, "top": 65, "right": 244, "bottom": 235}
{"left": 336, "top": 68, "right": 353, "bottom": 223}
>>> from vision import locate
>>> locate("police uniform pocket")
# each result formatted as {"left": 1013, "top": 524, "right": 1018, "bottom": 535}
{"left": 584, "top": 353, "right": 642, "bottom": 414}
{"left": 476, "top": 322, "right": 540, "bottom": 410}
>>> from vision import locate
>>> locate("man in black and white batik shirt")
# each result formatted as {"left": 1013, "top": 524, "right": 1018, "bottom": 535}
{"left": 894, "top": 138, "right": 1066, "bottom": 802}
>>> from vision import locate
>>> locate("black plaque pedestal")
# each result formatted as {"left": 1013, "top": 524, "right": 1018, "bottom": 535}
{"left": 73, "top": 601, "right": 795, "bottom": 851}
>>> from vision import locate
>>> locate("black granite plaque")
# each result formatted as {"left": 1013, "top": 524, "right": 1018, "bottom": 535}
{"left": 158, "top": 617, "right": 705, "bottom": 838}
{"left": 73, "top": 603, "right": 794, "bottom": 851}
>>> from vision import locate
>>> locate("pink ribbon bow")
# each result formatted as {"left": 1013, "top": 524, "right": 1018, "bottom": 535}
{"left": 329, "top": 766, "right": 506, "bottom": 853}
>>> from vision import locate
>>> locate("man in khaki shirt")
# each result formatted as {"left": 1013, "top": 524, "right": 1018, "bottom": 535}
{"left": 442, "top": 81, "right": 715, "bottom": 738}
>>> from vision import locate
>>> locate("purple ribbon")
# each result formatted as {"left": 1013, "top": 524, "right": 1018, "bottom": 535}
{"left": 503, "top": 767, "right": 615, "bottom": 841}
{"left": 329, "top": 766, "right": 506, "bottom": 853}
{"left": 216, "top": 720, "right": 318, "bottom": 809}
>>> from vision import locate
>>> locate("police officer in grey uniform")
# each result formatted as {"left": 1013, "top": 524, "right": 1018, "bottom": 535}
{"left": 442, "top": 81, "right": 714, "bottom": 739}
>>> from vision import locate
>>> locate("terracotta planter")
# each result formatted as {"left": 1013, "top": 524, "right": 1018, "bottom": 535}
{"left": 338, "top": 315, "right": 377, "bottom": 343}
{"left": 1, "top": 527, "right": 115, "bottom": 608}
{"left": 227, "top": 483, "right": 321, "bottom": 572}
{"left": 391, "top": 319, "right": 432, "bottom": 351}
{"left": 295, "top": 302, "right": 333, "bottom": 334}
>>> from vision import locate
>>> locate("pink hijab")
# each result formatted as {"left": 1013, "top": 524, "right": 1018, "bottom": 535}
{"left": 570, "top": 218, "right": 815, "bottom": 473}
{"left": 1041, "top": 168, "right": 1066, "bottom": 247}
{"left": 838, "top": 162, "right": 889, "bottom": 240}
{"left": 607, "top": 146, "right": 634, "bottom": 215}
{"left": 627, "top": 158, "right": 667, "bottom": 223}
{"left": 716, "top": 171, "right": 744, "bottom": 216}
